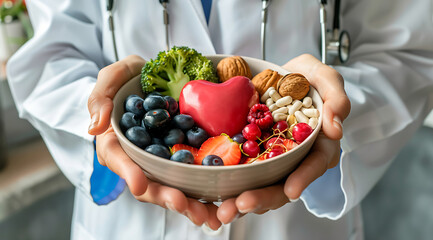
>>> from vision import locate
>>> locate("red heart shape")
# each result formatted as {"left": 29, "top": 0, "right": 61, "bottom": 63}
{"left": 179, "top": 76, "right": 259, "bottom": 137}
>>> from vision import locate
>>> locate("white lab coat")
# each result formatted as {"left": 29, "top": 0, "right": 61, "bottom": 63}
{"left": 6, "top": 0, "right": 433, "bottom": 239}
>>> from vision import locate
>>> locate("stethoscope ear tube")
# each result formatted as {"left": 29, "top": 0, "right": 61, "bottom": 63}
{"left": 107, "top": 0, "right": 119, "bottom": 61}
{"left": 106, "top": 0, "right": 114, "bottom": 11}
{"left": 107, "top": 0, "right": 349, "bottom": 64}
{"left": 261, "top": 0, "right": 271, "bottom": 60}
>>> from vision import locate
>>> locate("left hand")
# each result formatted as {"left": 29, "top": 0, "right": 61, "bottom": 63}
{"left": 88, "top": 55, "right": 222, "bottom": 230}
{"left": 217, "top": 54, "right": 351, "bottom": 224}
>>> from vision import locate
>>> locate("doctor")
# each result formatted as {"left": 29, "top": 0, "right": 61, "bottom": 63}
{"left": 6, "top": 0, "right": 433, "bottom": 239}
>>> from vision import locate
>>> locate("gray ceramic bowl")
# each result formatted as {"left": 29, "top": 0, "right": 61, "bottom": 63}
{"left": 111, "top": 55, "right": 323, "bottom": 202}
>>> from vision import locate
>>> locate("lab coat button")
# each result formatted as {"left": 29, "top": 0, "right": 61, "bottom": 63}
{"left": 201, "top": 224, "right": 223, "bottom": 236}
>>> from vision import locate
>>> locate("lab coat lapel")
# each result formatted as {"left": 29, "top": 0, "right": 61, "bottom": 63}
{"left": 184, "top": 0, "right": 216, "bottom": 54}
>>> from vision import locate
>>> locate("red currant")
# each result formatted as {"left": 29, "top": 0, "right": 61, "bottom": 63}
{"left": 265, "top": 137, "right": 284, "bottom": 149}
{"left": 242, "top": 123, "right": 262, "bottom": 141}
{"left": 267, "top": 147, "right": 285, "bottom": 159}
{"left": 260, "top": 130, "right": 272, "bottom": 143}
{"left": 273, "top": 121, "right": 289, "bottom": 134}
{"left": 292, "top": 123, "right": 313, "bottom": 143}
{"left": 247, "top": 104, "right": 274, "bottom": 130}
{"left": 242, "top": 140, "right": 260, "bottom": 157}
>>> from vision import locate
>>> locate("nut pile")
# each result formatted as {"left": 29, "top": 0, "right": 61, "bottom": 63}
{"left": 259, "top": 84, "right": 319, "bottom": 139}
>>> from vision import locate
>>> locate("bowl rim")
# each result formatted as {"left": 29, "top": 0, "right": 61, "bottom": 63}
{"left": 111, "top": 54, "right": 323, "bottom": 171}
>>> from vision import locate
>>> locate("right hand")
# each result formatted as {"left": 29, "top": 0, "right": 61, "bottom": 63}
{"left": 88, "top": 55, "right": 222, "bottom": 230}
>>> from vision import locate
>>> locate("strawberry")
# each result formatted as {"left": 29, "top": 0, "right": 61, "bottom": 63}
{"left": 283, "top": 139, "right": 298, "bottom": 151}
{"left": 244, "top": 154, "right": 267, "bottom": 164}
{"left": 171, "top": 144, "right": 199, "bottom": 161}
{"left": 196, "top": 135, "right": 241, "bottom": 165}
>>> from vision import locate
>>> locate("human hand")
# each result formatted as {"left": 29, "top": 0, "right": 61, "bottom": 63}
{"left": 88, "top": 55, "right": 222, "bottom": 230}
{"left": 217, "top": 54, "right": 351, "bottom": 224}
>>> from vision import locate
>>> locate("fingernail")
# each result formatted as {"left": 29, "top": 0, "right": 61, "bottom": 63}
{"left": 239, "top": 204, "right": 260, "bottom": 214}
{"left": 165, "top": 202, "right": 176, "bottom": 212}
{"left": 333, "top": 115, "right": 342, "bottom": 130}
{"left": 289, "top": 197, "right": 299, "bottom": 203}
{"left": 238, "top": 208, "right": 253, "bottom": 214}
{"left": 88, "top": 114, "right": 99, "bottom": 132}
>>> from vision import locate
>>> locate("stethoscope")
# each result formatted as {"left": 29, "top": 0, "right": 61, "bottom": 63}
{"left": 107, "top": 0, "right": 350, "bottom": 64}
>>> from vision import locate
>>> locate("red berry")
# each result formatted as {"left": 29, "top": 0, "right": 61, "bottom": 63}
{"left": 261, "top": 130, "right": 272, "bottom": 142}
{"left": 282, "top": 139, "right": 298, "bottom": 151}
{"left": 196, "top": 135, "right": 241, "bottom": 165}
{"left": 292, "top": 123, "right": 313, "bottom": 143}
{"left": 265, "top": 137, "right": 284, "bottom": 149}
{"left": 242, "top": 123, "right": 262, "bottom": 141}
{"left": 242, "top": 140, "right": 260, "bottom": 157}
{"left": 267, "top": 147, "right": 285, "bottom": 159}
{"left": 273, "top": 121, "right": 289, "bottom": 134}
{"left": 244, "top": 154, "right": 267, "bottom": 164}
{"left": 247, "top": 104, "right": 274, "bottom": 130}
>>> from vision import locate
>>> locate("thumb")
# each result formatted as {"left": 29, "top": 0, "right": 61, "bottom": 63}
{"left": 88, "top": 94, "right": 114, "bottom": 135}
{"left": 88, "top": 55, "right": 146, "bottom": 135}
{"left": 282, "top": 54, "right": 350, "bottom": 140}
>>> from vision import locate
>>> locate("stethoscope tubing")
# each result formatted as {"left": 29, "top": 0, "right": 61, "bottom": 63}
{"left": 107, "top": 0, "right": 347, "bottom": 64}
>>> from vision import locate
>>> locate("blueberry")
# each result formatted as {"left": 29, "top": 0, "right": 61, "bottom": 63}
{"left": 147, "top": 125, "right": 170, "bottom": 140}
{"left": 151, "top": 137, "right": 165, "bottom": 146}
{"left": 232, "top": 133, "right": 246, "bottom": 144}
{"left": 119, "top": 112, "right": 141, "bottom": 133}
{"left": 143, "top": 95, "right": 169, "bottom": 112}
{"left": 143, "top": 109, "right": 170, "bottom": 129}
{"left": 186, "top": 127, "right": 209, "bottom": 148}
{"left": 147, "top": 91, "right": 163, "bottom": 97}
{"left": 202, "top": 155, "right": 224, "bottom": 166}
{"left": 125, "top": 94, "right": 141, "bottom": 102}
{"left": 124, "top": 96, "right": 145, "bottom": 117}
{"left": 125, "top": 126, "right": 151, "bottom": 149}
{"left": 145, "top": 144, "right": 171, "bottom": 159}
{"left": 163, "top": 128, "right": 185, "bottom": 146}
{"left": 164, "top": 96, "right": 179, "bottom": 116}
{"left": 173, "top": 114, "right": 194, "bottom": 131}
{"left": 170, "top": 150, "right": 194, "bottom": 164}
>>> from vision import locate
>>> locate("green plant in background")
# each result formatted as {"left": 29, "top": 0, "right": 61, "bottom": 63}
{"left": 0, "top": 0, "right": 33, "bottom": 44}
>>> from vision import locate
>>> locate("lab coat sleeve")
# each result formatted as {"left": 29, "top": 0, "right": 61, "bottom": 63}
{"left": 6, "top": 0, "right": 115, "bottom": 203}
{"left": 300, "top": 0, "right": 433, "bottom": 219}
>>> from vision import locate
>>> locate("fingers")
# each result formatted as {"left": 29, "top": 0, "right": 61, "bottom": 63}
{"left": 134, "top": 179, "right": 222, "bottom": 229}
{"left": 282, "top": 54, "right": 351, "bottom": 140}
{"left": 135, "top": 181, "right": 190, "bottom": 214}
{"left": 96, "top": 128, "right": 148, "bottom": 196}
{"left": 284, "top": 132, "right": 340, "bottom": 200}
{"left": 217, "top": 184, "right": 288, "bottom": 224}
{"left": 184, "top": 198, "right": 209, "bottom": 226}
{"left": 205, "top": 203, "right": 222, "bottom": 230}
{"left": 88, "top": 55, "right": 146, "bottom": 135}
{"left": 236, "top": 184, "right": 289, "bottom": 213}
{"left": 217, "top": 198, "right": 241, "bottom": 224}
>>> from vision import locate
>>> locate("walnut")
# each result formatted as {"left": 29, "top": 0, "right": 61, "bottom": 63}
{"left": 217, "top": 56, "right": 252, "bottom": 82}
{"left": 251, "top": 69, "right": 282, "bottom": 96}
{"left": 277, "top": 73, "right": 310, "bottom": 100}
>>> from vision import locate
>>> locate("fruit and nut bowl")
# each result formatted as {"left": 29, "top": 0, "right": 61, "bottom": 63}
{"left": 111, "top": 47, "right": 323, "bottom": 201}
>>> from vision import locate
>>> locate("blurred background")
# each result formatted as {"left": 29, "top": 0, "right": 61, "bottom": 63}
{"left": 0, "top": 0, "right": 432, "bottom": 239}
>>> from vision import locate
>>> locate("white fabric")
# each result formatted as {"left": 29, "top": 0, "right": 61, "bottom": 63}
{"left": 6, "top": 0, "right": 433, "bottom": 239}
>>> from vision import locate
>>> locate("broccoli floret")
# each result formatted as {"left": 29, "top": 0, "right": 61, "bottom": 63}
{"left": 141, "top": 46, "right": 218, "bottom": 100}
{"left": 184, "top": 54, "right": 218, "bottom": 83}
